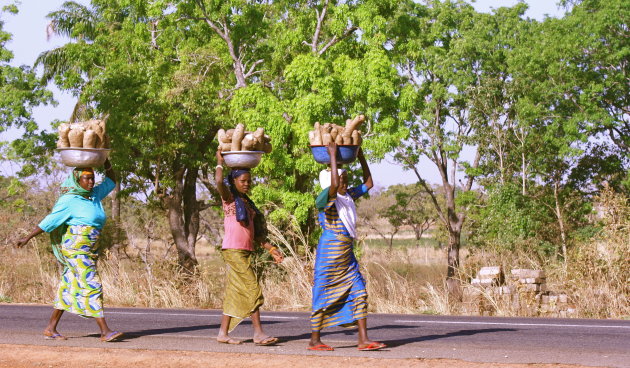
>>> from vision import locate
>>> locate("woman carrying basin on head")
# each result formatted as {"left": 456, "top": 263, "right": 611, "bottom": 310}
{"left": 15, "top": 159, "right": 123, "bottom": 342}
{"left": 308, "top": 142, "right": 385, "bottom": 352}
{"left": 214, "top": 149, "right": 283, "bottom": 346}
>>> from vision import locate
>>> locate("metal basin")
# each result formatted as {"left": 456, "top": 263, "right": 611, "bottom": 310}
{"left": 309, "top": 145, "right": 359, "bottom": 165}
{"left": 222, "top": 151, "right": 264, "bottom": 168}
{"left": 57, "top": 148, "right": 111, "bottom": 168}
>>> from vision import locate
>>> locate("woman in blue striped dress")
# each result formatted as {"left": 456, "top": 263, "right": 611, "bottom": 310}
{"left": 308, "top": 142, "right": 386, "bottom": 352}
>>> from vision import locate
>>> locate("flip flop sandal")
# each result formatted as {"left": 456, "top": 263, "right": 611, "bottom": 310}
{"left": 43, "top": 333, "right": 67, "bottom": 340}
{"left": 101, "top": 331, "right": 124, "bottom": 342}
{"left": 217, "top": 337, "right": 242, "bottom": 345}
{"left": 307, "top": 344, "right": 334, "bottom": 351}
{"left": 254, "top": 336, "right": 278, "bottom": 346}
{"left": 358, "top": 342, "right": 386, "bottom": 351}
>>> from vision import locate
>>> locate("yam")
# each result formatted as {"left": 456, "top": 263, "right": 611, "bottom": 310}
{"left": 312, "top": 122, "right": 323, "bottom": 145}
{"left": 262, "top": 142, "right": 272, "bottom": 153}
{"left": 68, "top": 126, "right": 85, "bottom": 148}
{"left": 351, "top": 130, "right": 361, "bottom": 145}
{"left": 220, "top": 142, "right": 232, "bottom": 151}
{"left": 241, "top": 133, "right": 256, "bottom": 150}
{"left": 335, "top": 133, "right": 344, "bottom": 144}
{"left": 253, "top": 128, "right": 264, "bottom": 142}
{"left": 83, "top": 129, "right": 98, "bottom": 148}
{"left": 308, "top": 131, "right": 316, "bottom": 145}
{"left": 225, "top": 129, "right": 235, "bottom": 141}
{"left": 231, "top": 123, "right": 245, "bottom": 151}
{"left": 330, "top": 128, "right": 339, "bottom": 141}
{"left": 322, "top": 132, "right": 332, "bottom": 145}
{"left": 343, "top": 114, "right": 365, "bottom": 136}
{"left": 342, "top": 135, "right": 353, "bottom": 145}
{"left": 256, "top": 131, "right": 270, "bottom": 151}
{"left": 218, "top": 129, "right": 229, "bottom": 143}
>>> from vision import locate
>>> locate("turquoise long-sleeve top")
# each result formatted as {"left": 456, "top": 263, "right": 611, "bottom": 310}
{"left": 38, "top": 177, "right": 116, "bottom": 232}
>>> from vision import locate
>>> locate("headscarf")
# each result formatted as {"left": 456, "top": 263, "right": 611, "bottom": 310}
{"left": 318, "top": 168, "right": 346, "bottom": 189}
{"left": 224, "top": 169, "right": 259, "bottom": 226}
{"left": 59, "top": 167, "right": 94, "bottom": 197}
{"left": 49, "top": 167, "right": 95, "bottom": 268}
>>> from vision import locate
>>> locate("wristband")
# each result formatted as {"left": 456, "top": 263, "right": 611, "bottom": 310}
{"left": 215, "top": 165, "right": 223, "bottom": 170}
{"left": 268, "top": 246, "right": 278, "bottom": 254}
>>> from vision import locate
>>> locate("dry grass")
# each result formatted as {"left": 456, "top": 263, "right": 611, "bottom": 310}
{"left": 0, "top": 217, "right": 453, "bottom": 315}
{"left": 559, "top": 187, "right": 629, "bottom": 318}
{"left": 1, "top": 187, "right": 627, "bottom": 319}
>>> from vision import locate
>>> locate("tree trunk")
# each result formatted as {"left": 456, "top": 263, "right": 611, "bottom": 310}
{"left": 446, "top": 229, "right": 462, "bottom": 300}
{"left": 444, "top": 181, "right": 464, "bottom": 300}
{"left": 165, "top": 167, "right": 199, "bottom": 273}
{"left": 553, "top": 180, "right": 568, "bottom": 260}
{"left": 521, "top": 151, "right": 527, "bottom": 196}
{"left": 111, "top": 179, "right": 121, "bottom": 220}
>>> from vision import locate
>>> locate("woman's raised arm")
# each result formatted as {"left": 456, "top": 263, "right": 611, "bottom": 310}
{"left": 357, "top": 147, "right": 373, "bottom": 190}
{"left": 215, "top": 150, "right": 231, "bottom": 201}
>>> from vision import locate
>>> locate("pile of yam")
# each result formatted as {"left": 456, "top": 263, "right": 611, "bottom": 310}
{"left": 56, "top": 119, "right": 111, "bottom": 149}
{"left": 308, "top": 114, "right": 365, "bottom": 146}
{"left": 217, "top": 123, "right": 272, "bottom": 153}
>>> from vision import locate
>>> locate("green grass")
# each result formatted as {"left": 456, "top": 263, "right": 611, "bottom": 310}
{"left": 0, "top": 295, "right": 12, "bottom": 303}
{"left": 363, "top": 237, "right": 440, "bottom": 248}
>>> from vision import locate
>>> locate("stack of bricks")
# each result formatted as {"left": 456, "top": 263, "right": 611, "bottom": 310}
{"left": 509, "top": 269, "right": 547, "bottom": 316}
{"left": 463, "top": 266, "right": 513, "bottom": 316}
{"left": 461, "top": 267, "right": 576, "bottom": 317}
{"left": 539, "top": 293, "right": 575, "bottom": 317}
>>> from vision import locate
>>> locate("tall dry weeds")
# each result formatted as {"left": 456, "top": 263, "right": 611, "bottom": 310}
{"left": 560, "top": 187, "right": 629, "bottom": 318}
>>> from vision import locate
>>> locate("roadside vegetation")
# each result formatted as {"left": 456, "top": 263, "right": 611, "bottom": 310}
{"left": 0, "top": 0, "right": 628, "bottom": 318}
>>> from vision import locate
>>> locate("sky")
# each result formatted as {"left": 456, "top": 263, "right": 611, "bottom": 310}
{"left": 0, "top": 0, "right": 566, "bottom": 188}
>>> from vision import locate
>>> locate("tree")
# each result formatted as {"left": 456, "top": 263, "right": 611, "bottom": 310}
{"left": 390, "top": 0, "right": 506, "bottom": 297}
{"left": 382, "top": 183, "right": 437, "bottom": 248}
{"left": 0, "top": 3, "right": 54, "bottom": 177}
{"left": 558, "top": 0, "right": 630, "bottom": 152}
{"left": 37, "top": 0, "right": 230, "bottom": 271}
{"left": 34, "top": 0, "right": 406, "bottom": 270}
{"left": 356, "top": 188, "right": 400, "bottom": 249}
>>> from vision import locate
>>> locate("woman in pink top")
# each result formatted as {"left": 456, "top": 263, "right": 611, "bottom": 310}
{"left": 214, "top": 149, "right": 283, "bottom": 345}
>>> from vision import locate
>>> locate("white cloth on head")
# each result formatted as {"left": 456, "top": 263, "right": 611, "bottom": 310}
{"left": 335, "top": 192, "right": 357, "bottom": 238}
{"left": 318, "top": 168, "right": 346, "bottom": 189}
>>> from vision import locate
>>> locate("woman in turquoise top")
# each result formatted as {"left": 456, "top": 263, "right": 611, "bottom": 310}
{"left": 15, "top": 159, "right": 123, "bottom": 342}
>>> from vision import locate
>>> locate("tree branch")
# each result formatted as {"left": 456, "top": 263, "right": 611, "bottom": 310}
{"left": 318, "top": 25, "right": 358, "bottom": 55}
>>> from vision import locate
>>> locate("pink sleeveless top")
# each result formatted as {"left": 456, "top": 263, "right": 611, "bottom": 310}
{"left": 221, "top": 194, "right": 255, "bottom": 251}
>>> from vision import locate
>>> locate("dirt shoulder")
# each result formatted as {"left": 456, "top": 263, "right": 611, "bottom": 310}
{"left": 0, "top": 344, "right": 588, "bottom": 368}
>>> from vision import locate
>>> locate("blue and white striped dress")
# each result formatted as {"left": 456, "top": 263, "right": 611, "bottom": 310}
{"left": 311, "top": 184, "right": 369, "bottom": 331}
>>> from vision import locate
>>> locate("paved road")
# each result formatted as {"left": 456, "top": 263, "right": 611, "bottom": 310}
{"left": 1, "top": 304, "right": 628, "bottom": 367}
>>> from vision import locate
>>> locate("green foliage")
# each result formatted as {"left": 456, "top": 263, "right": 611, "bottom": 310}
{"left": 3, "top": 0, "right": 627, "bottom": 276}
{"left": 468, "top": 183, "right": 554, "bottom": 255}
{"left": 0, "top": 7, "right": 55, "bottom": 176}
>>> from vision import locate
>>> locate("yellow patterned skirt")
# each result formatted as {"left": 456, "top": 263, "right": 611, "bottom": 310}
{"left": 221, "top": 249, "right": 264, "bottom": 332}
